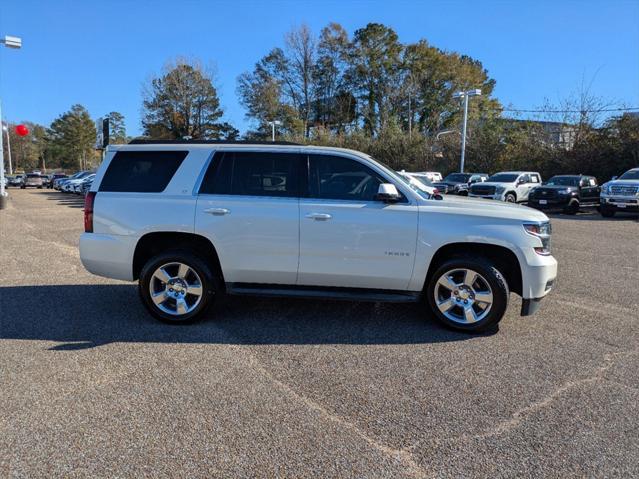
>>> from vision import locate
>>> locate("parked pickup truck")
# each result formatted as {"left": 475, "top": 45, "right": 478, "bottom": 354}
{"left": 528, "top": 175, "right": 600, "bottom": 214}
{"left": 80, "top": 142, "right": 557, "bottom": 332}
{"left": 469, "top": 171, "right": 542, "bottom": 203}
{"left": 599, "top": 167, "right": 639, "bottom": 217}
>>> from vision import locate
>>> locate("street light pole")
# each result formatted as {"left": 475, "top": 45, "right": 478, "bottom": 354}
{"left": 452, "top": 89, "right": 481, "bottom": 173}
{"left": 0, "top": 34, "right": 22, "bottom": 210}
{"left": 267, "top": 120, "right": 282, "bottom": 142}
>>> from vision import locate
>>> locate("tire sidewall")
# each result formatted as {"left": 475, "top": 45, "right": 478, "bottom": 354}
{"left": 139, "top": 250, "right": 218, "bottom": 324}
{"left": 505, "top": 193, "right": 516, "bottom": 203}
{"left": 427, "top": 257, "right": 509, "bottom": 332}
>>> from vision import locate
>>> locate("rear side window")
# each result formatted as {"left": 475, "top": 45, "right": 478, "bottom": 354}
{"left": 199, "top": 151, "right": 300, "bottom": 197}
{"left": 99, "top": 151, "right": 187, "bottom": 193}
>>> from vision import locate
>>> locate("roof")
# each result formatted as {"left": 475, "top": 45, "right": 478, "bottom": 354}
{"left": 128, "top": 139, "right": 300, "bottom": 146}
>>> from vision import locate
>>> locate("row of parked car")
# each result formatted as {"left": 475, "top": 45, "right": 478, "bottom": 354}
{"left": 395, "top": 167, "right": 639, "bottom": 217}
{"left": 5, "top": 172, "right": 67, "bottom": 189}
{"left": 53, "top": 171, "right": 96, "bottom": 194}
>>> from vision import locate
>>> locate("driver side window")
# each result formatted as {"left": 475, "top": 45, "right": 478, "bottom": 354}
{"left": 308, "top": 155, "right": 385, "bottom": 202}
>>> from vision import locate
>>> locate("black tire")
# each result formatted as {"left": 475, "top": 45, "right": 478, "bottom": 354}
{"left": 505, "top": 193, "right": 516, "bottom": 203}
{"left": 600, "top": 207, "right": 615, "bottom": 218}
{"left": 138, "top": 250, "right": 219, "bottom": 324}
{"left": 426, "top": 256, "right": 510, "bottom": 332}
{"left": 20, "top": 186, "right": 25, "bottom": 189}
{"left": 563, "top": 199, "right": 579, "bottom": 215}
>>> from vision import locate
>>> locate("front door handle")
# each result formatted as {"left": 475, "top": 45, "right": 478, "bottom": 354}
{"left": 305, "top": 213, "right": 332, "bottom": 221}
{"left": 204, "top": 207, "right": 230, "bottom": 216}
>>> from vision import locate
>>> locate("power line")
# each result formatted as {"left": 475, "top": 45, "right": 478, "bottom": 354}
{"left": 500, "top": 106, "right": 639, "bottom": 114}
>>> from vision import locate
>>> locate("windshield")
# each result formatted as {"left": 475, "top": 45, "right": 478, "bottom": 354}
{"left": 444, "top": 173, "right": 471, "bottom": 183}
{"left": 487, "top": 173, "right": 519, "bottom": 183}
{"left": 545, "top": 176, "right": 579, "bottom": 186}
{"left": 27, "top": 174, "right": 41, "bottom": 178}
{"left": 619, "top": 169, "right": 639, "bottom": 180}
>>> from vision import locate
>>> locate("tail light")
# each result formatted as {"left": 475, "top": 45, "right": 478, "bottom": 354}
{"left": 84, "top": 192, "right": 96, "bottom": 233}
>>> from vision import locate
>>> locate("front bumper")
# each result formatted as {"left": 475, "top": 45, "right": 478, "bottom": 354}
{"left": 468, "top": 193, "right": 505, "bottom": 201}
{"left": 528, "top": 198, "right": 571, "bottom": 210}
{"left": 518, "top": 249, "right": 557, "bottom": 316}
{"left": 600, "top": 196, "right": 639, "bottom": 212}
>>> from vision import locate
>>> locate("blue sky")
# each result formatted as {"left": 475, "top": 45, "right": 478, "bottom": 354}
{"left": 1, "top": 0, "right": 638, "bottom": 136}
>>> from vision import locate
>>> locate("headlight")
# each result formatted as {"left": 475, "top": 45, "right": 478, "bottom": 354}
{"left": 524, "top": 222, "right": 552, "bottom": 255}
{"left": 557, "top": 188, "right": 571, "bottom": 196}
{"left": 495, "top": 186, "right": 506, "bottom": 194}
{"left": 601, "top": 184, "right": 610, "bottom": 194}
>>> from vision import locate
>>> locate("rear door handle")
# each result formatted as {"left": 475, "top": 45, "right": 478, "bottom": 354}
{"left": 305, "top": 213, "right": 332, "bottom": 221}
{"left": 204, "top": 207, "right": 230, "bottom": 216}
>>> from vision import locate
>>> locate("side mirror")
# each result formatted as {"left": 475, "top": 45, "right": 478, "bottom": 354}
{"left": 376, "top": 183, "right": 401, "bottom": 202}
{"left": 611, "top": 176, "right": 618, "bottom": 180}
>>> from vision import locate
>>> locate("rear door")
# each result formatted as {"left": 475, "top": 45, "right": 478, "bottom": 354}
{"left": 297, "top": 154, "right": 418, "bottom": 290}
{"left": 195, "top": 150, "right": 302, "bottom": 285}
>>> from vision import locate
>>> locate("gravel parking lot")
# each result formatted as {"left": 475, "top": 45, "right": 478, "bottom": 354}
{"left": 1, "top": 189, "right": 637, "bottom": 478}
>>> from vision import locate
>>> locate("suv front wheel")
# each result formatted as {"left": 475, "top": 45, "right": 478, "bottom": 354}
{"left": 426, "top": 257, "right": 509, "bottom": 332}
{"left": 139, "top": 250, "right": 218, "bottom": 324}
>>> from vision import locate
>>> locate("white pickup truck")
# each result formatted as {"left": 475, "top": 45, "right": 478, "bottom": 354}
{"left": 80, "top": 142, "right": 557, "bottom": 332}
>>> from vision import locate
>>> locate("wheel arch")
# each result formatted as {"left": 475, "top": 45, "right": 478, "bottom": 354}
{"left": 425, "top": 242, "right": 522, "bottom": 296}
{"left": 132, "top": 232, "right": 224, "bottom": 286}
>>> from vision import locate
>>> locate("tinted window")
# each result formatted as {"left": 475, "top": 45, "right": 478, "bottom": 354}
{"left": 99, "top": 151, "right": 187, "bottom": 193}
{"left": 546, "top": 176, "right": 579, "bottom": 186}
{"left": 619, "top": 169, "right": 639, "bottom": 180}
{"left": 488, "top": 173, "right": 519, "bottom": 183}
{"left": 199, "top": 151, "right": 300, "bottom": 197}
{"left": 309, "top": 155, "right": 384, "bottom": 201}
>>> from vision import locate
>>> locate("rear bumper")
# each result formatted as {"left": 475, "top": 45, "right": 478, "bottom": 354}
{"left": 79, "top": 233, "right": 136, "bottom": 281}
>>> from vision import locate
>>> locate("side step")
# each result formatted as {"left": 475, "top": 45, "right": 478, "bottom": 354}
{"left": 226, "top": 283, "right": 421, "bottom": 303}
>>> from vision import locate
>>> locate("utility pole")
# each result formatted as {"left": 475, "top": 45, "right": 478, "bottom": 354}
{"left": 3, "top": 123, "right": 13, "bottom": 175}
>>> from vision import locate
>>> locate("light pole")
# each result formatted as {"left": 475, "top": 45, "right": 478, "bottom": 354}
{"left": 267, "top": 120, "right": 282, "bottom": 142}
{"left": 0, "top": 35, "right": 22, "bottom": 210}
{"left": 452, "top": 89, "right": 481, "bottom": 173}
{"left": 2, "top": 124, "right": 12, "bottom": 175}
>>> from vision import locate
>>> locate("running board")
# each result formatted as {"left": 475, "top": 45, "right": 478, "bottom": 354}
{"left": 226, "top": 283, "right": 421, "bottom": 303}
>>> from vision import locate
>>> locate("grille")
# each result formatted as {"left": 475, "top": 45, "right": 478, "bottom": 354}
{"left": 471, "top": 185, "right": 496, "bottom": 195}
{"left": 610, "top": 185, "right": 638, "bottom": 196}
{"left": 531, "top": 188, "right": 558, "bottom": 199}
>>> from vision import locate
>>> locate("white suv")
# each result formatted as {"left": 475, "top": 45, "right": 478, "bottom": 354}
{"left": 469, "top": 171, "right": 542, "bottom": 203}
{"left": 80, "top": 142, "right": 557, "bottom": 332}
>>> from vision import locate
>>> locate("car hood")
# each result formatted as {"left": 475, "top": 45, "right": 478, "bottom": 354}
{"left": 419, "top": 195, "right": 549, "bottom": 222}
{"left": 535, "top": 185, "right": 577, "bottom": 191}
{"left": 471, "top": 181, "right": 516, "bottom": 188}
{"left": 604, "top": 179, "right": 639, "bottom": 187}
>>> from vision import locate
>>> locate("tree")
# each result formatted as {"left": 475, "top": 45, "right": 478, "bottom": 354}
{"left": 348, "top": 23, "right": 403, "bottom": 135}
{"left": 2, "top": 121, "right": 48, "bottom": 172}
{"left": 142, "top": 58, "right": 237, "bottom": 140}
{"left": 48, "top": 104, "right": 96, "bottom": 170}
{"left": 106, "top": 111, "right": 127, "bottom": 144}
{"left": 314, "top": 23, "right": 356, "bottom": 130}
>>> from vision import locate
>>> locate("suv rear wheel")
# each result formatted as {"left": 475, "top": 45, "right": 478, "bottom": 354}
{"left": 426, "top": 257, "right": 509, "bottom": 332}
{"left": 139, "top": 250, "right": 218, "bottom": 324}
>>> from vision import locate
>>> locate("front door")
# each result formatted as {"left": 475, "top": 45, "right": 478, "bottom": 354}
{"left": 195, "top": 150, "right": 302, "bottom": 285}
{"left": 298, "top": 154, "right": 418, "bottom": 291}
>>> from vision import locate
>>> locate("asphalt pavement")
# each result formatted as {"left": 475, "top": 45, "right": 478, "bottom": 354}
{"left": 1, "top": 189, "right": 637, "bottom": 478}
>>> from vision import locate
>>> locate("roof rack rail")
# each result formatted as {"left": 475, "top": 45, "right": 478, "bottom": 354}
{"left": 127, "top": 139, "right": 302, "bottom": 146}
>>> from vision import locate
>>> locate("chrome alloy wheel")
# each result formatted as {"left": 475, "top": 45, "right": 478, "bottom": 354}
{"left": 433, "top": 268, "right": 494, "bottom": 324}
{"left": 149, "top": 262, "right": 204, "bottom": 316}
